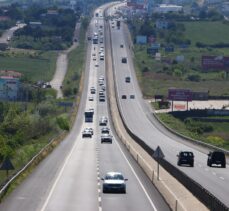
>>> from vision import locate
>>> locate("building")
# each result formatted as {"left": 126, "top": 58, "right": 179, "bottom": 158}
{"left": 127, "top": 0, "right": 146, "bottom": 10}
{"left": 202, "top": 56, "right": 229, "bottom": 71}
{"left": 0, "top": 16, "right": 10, "bottom": 22}
{"left": 136, "top": 35, "right": 147, "bottom": 44}
{"left": 29, "top": 21, "right": 42, "bottom": 28}
{"left": 155, "top": 19, "right": 169, "bottom": 29}
{"left": 154, "top": 4, "right": 183, "bottom": 13}
{"left": 0, "top": 76, "right": 20, "bottom": 101}
{"left": 221, "top": 2, "right": 229, "bottom": 14}
{"left": 47, "top": 10, "right": 59, "bottom": 16}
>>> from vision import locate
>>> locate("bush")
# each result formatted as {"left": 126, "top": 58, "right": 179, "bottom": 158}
{"left": 184, "top": 118, "right": 213, "bottom": 134}
{"left": 187, "top": 74, "right": 201, "bottom": 82}
{"left": 56, "top": 116, "right": 69, "bottom": 131}
{"left": 37, "top": 101, "right": 57, "bottom": 117}
{"left": 206, "top": 136, "right": 225, "bottom": 147}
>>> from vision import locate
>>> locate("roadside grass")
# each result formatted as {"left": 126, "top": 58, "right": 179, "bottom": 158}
{"left": 133, "top": 45, "right": 229, "bottom": 97}
{"left": 132, "top": 20, "right": 229, "bottom": 150}
{"left": 0, "top": 51, "right": 57, "bottom": 82}
{"left": 183, "top": 21, "right": 229, "bottom": 46}
{"left": 0, "top": 131, "right": 67, "bottom": 200}
{"left": 63, "top": 27, "right": 86, "bottom": 98}
{"left": 157, "top": 113, "right": 229, "bottom": 150}
{"left": 0, "top": 130, "right": 58, "bottom": 188}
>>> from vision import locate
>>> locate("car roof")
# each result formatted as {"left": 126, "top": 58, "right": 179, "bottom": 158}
{"left": 105, "top": 172, "right": 123, "bottom": 176}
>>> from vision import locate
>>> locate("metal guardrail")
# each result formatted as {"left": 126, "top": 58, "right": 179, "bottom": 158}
{"left": 0, "top": 132, "right": 65, "bottom": 201}
{"left": 105, "top": 9, "right": 229, "bottom": 211}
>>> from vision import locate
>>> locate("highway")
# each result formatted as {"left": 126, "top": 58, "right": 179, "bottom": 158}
{"left": 108, "top": 4, "right": 229, "bottom": 208}
{"left": 0, "top": 4, "right": 169, "bottom": 211}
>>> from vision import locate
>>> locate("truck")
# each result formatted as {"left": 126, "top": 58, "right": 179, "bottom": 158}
{"left": 93, "top": 35, "right": 98, "bottom": 44}
{"left": 84, "top": 109, "right": 94, "bottom": 122}
{"left": 116, "top": 20, "right": 120, "bottom": 29}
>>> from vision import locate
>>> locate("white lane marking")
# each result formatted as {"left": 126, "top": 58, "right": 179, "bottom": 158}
{"left": 219, "top": 177, "right": 224, "bottom": 180}
{"left": 40, "top": 135, "right": 81, "bottom": 211}
{"left": 212, "top": 172, "right": 216, "bottom": 176}
{"left": 98, "top": 197, "right": 102, "bottom": 202}
{"left": 114, "top": 139, "right": 158, "bottom": 211}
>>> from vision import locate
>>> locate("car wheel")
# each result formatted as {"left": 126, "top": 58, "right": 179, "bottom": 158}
{"left": 191, "top": 163, "right": 194, "bottom": 167}
{"left": 177, "top": 161, "right": 181, "bottom": 166}
{"left": 222, "top": 163, "right": 226, "bottom": 168}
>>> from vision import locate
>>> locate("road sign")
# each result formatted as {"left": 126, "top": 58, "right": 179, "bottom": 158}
{"left": 152, "top": 146, "right": 164, "bottom": 181}
{"left": 0, "top": 157, "right": 15, "bottom": 177}
{"left": 153, "top": 146, "right": 165, "bottom": 159}
{"left": 0, "top": 157, "right": 14, "bottom": 171}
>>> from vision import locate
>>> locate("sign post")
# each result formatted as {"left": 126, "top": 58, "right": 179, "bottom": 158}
{"left": 152, "top": 146, "right": 165, "bottom": 181}
{"left": 0, "top": 157, "right": 15, "bottom": 177}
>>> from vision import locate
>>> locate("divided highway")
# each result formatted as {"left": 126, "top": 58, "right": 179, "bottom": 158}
{"left": 108, "top": 5, "right": 229, "bottom": 207}
{"left": 0, "top": 4, "right": 169, "bottom": 211}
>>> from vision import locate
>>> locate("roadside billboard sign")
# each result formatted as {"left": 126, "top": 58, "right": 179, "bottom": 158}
{"left": 168, "top": 88, "right": 192, "bottom": 101}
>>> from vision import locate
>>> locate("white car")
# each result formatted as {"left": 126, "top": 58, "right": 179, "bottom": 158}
{"left": 82, "top": 128, "right": 93, "bottom": 138}
{"left": 99, "top": 116, "right": 108, "bottom": 126}
{"left": 102, "top": 172, "right": 128, "bottom": 193}
{"left": 101, "top": 127, "right": 110, "bottom": 134}
{"left": 101, "top": 134, "right": 112, "bottom": 143}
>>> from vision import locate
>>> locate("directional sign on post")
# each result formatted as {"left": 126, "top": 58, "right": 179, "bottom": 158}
{"left": 152, "top": 146, "right": 165, "bottom": 181}
{"left": 153, "top": 146, "right": 165, "bottom": 159}
{"left": 0, "top": 157, "right": 15, "bottom": 177}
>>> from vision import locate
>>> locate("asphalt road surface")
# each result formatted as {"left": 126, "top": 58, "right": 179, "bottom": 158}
{"left": 0, "top": 4, "right": 169, "bottom": 211}
{"left": 108, "top": 5, "right": 229, "bottom": 208}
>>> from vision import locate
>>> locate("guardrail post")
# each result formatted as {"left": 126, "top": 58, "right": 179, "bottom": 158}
{"left": 152, "top": 170, "right": 154, "bottom": 182}
{"left": 175, "top": 199, "right": 178, "bottom": 211}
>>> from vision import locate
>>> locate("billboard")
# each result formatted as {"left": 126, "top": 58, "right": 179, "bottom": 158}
{"left": 202, "top": 56, "right": 229, "bottom": 70}
{"left": 168, "top": 88, "right": 192, "bottom": 101}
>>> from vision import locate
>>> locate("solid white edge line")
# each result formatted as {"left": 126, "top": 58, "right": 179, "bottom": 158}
{"left": 114, "top": 138, "right": 158, "bottom": 211}
{"left": 40, "top": 134, "right": 81, "bottom": 211}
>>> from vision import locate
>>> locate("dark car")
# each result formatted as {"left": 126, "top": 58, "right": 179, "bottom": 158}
{"left": 125, "top": 77, "right": 131, "bottom": 83}
{"left": 207, "top": 151, "right": 226, "bottom": 168}
{"left": 121, "top": 57, "right": 127, "bottom": 63}
{"left": 177, "top": 151, "right": 194, "bottom": 167}
{"left": 121, "top": 95, "right": 127, "bottom": 99}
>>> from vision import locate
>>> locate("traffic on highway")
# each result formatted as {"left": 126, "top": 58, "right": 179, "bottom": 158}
{"left": 0, "top": 2, "right": 228, "bottom": 211}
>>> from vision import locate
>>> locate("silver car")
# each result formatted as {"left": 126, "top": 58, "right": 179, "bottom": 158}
{"left": 101, "top": 134, "right": 112, "bottom": 143}
{"left": 101, "top": 172, "right": 128, "bottom": 193}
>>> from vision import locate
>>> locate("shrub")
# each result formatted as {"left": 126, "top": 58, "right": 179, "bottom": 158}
{"left": 206, "top": 136, "right": 225, "bottom": 147}
{"left": 56, "top": 116, "right": 69, "bottom": 131}
{"left": 184, "top": 118, "right": 213, "bottom": 134}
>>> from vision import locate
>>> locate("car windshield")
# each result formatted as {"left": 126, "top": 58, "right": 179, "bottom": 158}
{"left": 181, "top": 152, "right": 193, "bottom": 157}
{"left": 105, "top": 174, "right": 124, "bottom": 180}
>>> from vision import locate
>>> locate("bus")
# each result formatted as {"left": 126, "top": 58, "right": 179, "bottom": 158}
{"left": 84, "top": 109, "right": 94, "bottom": 122}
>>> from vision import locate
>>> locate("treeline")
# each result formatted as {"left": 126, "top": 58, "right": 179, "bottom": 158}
{"left": 196, "top": 42, "right": 229, "bottom": 48}
{"left": 0, "top": 99, "right": 69, "bottom": 162}
{"left": 13, "top": 6, "right": 79, "bottom": 50}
